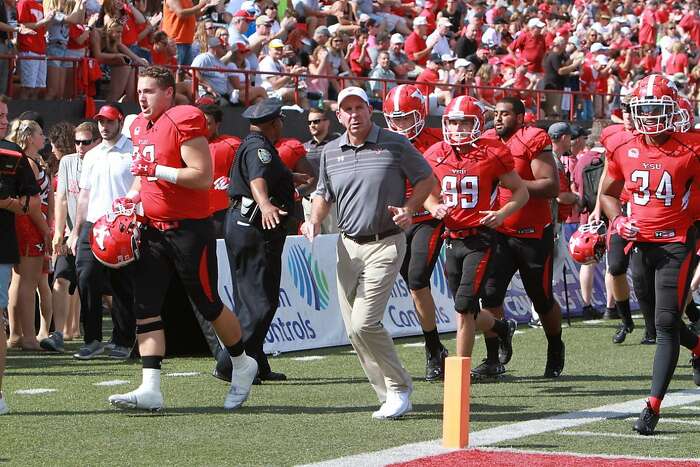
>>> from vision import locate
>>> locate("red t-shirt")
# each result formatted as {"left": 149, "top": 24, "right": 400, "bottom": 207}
{"left": 665, "top": 53, "right": 688, "bottom": 74}
{"left": 130, "top": 105, "right": 210, "bottom": 221}
{"left": 408, "top": 127, "right": 442, "bottom": 223}
{"left": 508, "top": 31, "right": 545, "bottom": 73}
{"left": 17, "top": 0, "right": 46, "bottom": 54}
{"left": 680, "top": 13, "right": 700, "bottom": 45}
{"left": 348, "top": 43, "right": 371, "bottom": 76}
{"left": 639, "top": 8, "right": 657, "bottom": 46}
{"left": 416, "top": 68, "right": 440, "bottom": 98}
{"left": 606, "top": 132, "right": 700, "bottom": 243}
{"left": 121, "top": 5, "right": 139, "bottom": 46}
{"left": 152, "top": 49, "right": 177, "bottom": 67}
{"left": 404, "top": 31, "right": 428, "bottom": 66}
{"left": 67, "top": 24, "right": 88, "bottom": 50}
{"left": 425, "top": 139, "right": 514, "bottom": 232}
{"left": 209, "top": 135, "right": 240, "bottom": 214}
{"left": 276, "top": 138, "right": 307, "bottom": 170}
{"left": 557, "top": 162, "right": 573, "bottom": 222}
{"left": 483, "top": 126, "right": 553, "bottom": 238}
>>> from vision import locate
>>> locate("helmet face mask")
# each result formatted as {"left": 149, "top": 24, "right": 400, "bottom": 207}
{"left": 441, "top": 95, "right": 485, "bottom": 147}
{"left": 383, "top": 84, "right": 427, "bottom": 141}
{"left": 629, "top": 74, "right": 679, "bottom": 135}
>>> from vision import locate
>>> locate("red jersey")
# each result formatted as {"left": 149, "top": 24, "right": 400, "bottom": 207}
{"left": 425, "top": 139, "right": 514, "bottom": 233}
{"left": 483, "top": 126, "right": 552, "bottom": 238}
{"left": 121, "top": 5, "right": 139, "bottom": 46}
{"left": 606, "top": 132, "right": 700, "bottom": 243}
{"left": 67, "top": 24, "right": 88, "bottom": 50}
{"left": 408, "top": 127, "right": 442, "bottom": 223}
{"left": 276, "top": 138, "right": 307, "bottom": 170}
{"left": 17, "top": 0, "right": 46, "bottom": 54}
{"left": 130, "top": 105, "right": 209, "bottom": 222}
{"left": 209, "top": 135, "right": 240, "bottom": 215}
{"left": 404, "top": 31, "right": 428, "bottom": 66}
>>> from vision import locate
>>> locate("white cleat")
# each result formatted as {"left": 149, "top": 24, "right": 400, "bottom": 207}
{"left": 0, "top": 392, "right": 8, "bottom": 415}
{"left": 108, "top": 387, "right": 164, "bottom": 412}
{"left": 224, "top": 355, "right": 258, "bottom": 410}
{"left": 371, "top": 389, "right": 412, "bottom": 420}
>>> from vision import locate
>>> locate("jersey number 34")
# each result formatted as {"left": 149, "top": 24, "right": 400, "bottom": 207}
{"left": 631, "top": 169, "right": 674, "bottom": 207}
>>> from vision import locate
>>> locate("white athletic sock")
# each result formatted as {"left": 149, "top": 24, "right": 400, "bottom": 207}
{"left": 230, "top": 352, "right": 249, "bottom": 371}
{"left": 141, "top": 368, "right": 161, "bottom": 392}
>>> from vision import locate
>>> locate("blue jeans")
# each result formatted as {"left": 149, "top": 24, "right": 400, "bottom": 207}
{"left": 0, "top": 263, "right": 11, "bottom": 309}
{"left": 577, "top": 99, "right": 594, "bottom": 121}
{"left": 176, "top": 44, "right": 194, "bottom": 66}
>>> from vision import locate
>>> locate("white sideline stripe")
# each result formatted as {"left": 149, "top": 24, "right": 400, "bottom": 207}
{"left": 93, "top": 380, "right": 130, "bottom": 386}
{"left": 299, "top": 388, "right": 700, "bottom": 467}
{"left": 513, "top": 330, "right": 525, "bottom": 335}
{"left": 582, "top": 320, "right": 603, "bottom": 325}
{"left": 680, "top": 406, "right": 700, "bottom": 411}
{"left": 402, "top": 343, "right": 425, "bottom": 348}
{"left": 558, "top": 430, "right": 677, "bottom": 441}
{"left": 164, "top": 372, "right": 200, "bottom": 377}
{"left": 14, "top": 388, "right": 57, "bottom": 395}
{"left": 346, "top": 350, "right": 357, "bottom": 354}
{"left": 624, "top": 417, "right": 700, "bottom": 426}
{"left": 292, "top": 356, "right": 326, "bottom": 361}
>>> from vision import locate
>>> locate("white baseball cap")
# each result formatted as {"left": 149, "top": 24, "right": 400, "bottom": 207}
{"left": 390, "top": 33, "right": 405, "bottom": 44}
{"left": 442, "top": 53, "right": 457, "bottom": 62}
{"left": 527, "top": 18, "right": 545, "bottom": 28}
{"left": 413, "top": 16, "right": 428, "bottom": 27}
{"left": 590, "top": 42, "right": 609, "bottom": 53}
{"left": 454, "top": 58, "right": 469, "bottom": 68}
{"left": 337, "top": 87, "right": 370, "bottom": 107}
{"left": 437, "top": 17, "right": 452, "bottom": 27}
{"left": 595, "top": 54, "right": 609, "bottom": 65}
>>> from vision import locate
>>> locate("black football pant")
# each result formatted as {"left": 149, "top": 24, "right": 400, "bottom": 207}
{"left": 75, "top": 222, "right": 135, "bottom": 347}
{"left": 225, "top": 207, "right": 286, "bottom": 375}
{"left": 631, "top": 231, "right": 699, "bottom": 401}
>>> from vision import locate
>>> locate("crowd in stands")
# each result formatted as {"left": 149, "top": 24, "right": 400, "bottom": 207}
{"left": 0, "top": 0, "right": 699, "bottom": 119}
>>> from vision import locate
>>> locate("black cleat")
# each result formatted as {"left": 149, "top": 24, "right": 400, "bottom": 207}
{"left": 691, "top": 355, "right": 700, "bottom": 386}
{"left": 613, "top": 320, "right": 635, "bottom": 344}
{"left": 471, "top": 359, "right": 505, "bottom": 380}
{"left": 544, "top": 341, "right": 565, "bottom": 378}
{"left": 425, "top": 346, "right": 448, "bottom": 382}
{"left": 498, "top": 319, "right": 517, "bottom": 365}
{"left": 582, "top": 305, "right": 602, "bottom": 320}
{"left": 633, "top": 403, "right": 659, "bottom": 436}
{"left": 603, "top": 308, "right": 620, "bottom": 320}
{"left": 640, "top": 335, "right": 657, "bottom": 345}
{"left": 259, "top": 371, "right": 287, "bottom": 381}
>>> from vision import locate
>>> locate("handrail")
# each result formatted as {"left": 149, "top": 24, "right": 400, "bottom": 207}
{"left": 0, "top": 54, "right": 83, "bottom": 99}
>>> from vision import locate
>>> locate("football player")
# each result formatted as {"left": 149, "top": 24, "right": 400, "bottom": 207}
{"left": 600, "top": 74, "right": 700, "bottom": 435}
{"left": 383, "top": 84, "right": 450, "bottom": 381}
{"left": 423, "top": 95, "right": 525, "bottom": 370}
{"left": 480, "top": 96, "right": 565, "bottom": 378}
{"left": 107, "top": 66, "right": 258, "bottom": 412}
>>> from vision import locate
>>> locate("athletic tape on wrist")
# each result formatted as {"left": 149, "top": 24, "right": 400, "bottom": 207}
{"left": 155, "top": 165, "right": 179, "bottom": 184}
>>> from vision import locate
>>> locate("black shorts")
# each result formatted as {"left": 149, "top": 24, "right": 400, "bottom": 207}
{"left": 400, "top": 219, "right": 445, "bottom": 290}
{"left": 212, "top": 208, "right": 227, "bottom": 239}
{"left": 132, "top": 217, "right": 223, "bottom": 321}
{"left": 445, "top": 228, "right": 495, "bottom": 315}
{"left": 482, "top": 225, "right": 555, "bottom": 315}
{"left": 53, "top": 252, "right": 77, "bottom": 294}
{"left": 606, "top": 232, "right": 631, "bottom": 277}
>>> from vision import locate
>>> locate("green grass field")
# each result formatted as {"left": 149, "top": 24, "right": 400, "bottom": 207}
{"left": 2, "top": 317, "right": 699, "bottom": 466}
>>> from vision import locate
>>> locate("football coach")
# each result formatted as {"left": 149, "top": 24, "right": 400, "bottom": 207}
{"left": 302, "top": 87, "right": 435, "bottom": 420}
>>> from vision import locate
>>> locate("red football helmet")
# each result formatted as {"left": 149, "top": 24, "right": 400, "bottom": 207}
{"left": 441, "top": 95, "right": 486, "bottom": 146}
{"left": 90, "top": 206, "right": 141, "bottom": 269}
{"left": 674, "top": 96, "right": 694, "bottom": 133}
{"left": 629, "top": 74, "right": 679, "bottom": 135}
{"left": 568, "top": 220, "right": 607, "bottom": 265}
{"left": 383, "top": 84, "right": 427, "bottom": 140}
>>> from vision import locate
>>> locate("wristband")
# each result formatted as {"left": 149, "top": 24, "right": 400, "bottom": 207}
{"left": 154, "top": 165, "right": 179, "bottom": 184}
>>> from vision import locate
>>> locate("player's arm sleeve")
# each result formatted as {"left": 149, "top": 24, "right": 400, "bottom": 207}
{"left": 400, "top": 139, "right": 433, "bottom": 185}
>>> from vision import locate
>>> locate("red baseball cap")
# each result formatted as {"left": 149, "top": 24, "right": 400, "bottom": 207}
{"left": 233, "top": 10, "right": 254, "bottom": 21}
{"left": 95, "top": 105, "right": 123, "bottom": 121}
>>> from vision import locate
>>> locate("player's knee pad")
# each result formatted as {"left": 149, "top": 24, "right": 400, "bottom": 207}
{"left": 407, "top": 266, "right": 432, "bottom": 291}
{"left": 136, "top": 319, "right": 164, "bottom": 334}
{"left": 655, "top": 309, "right": 681, "bottom": 334}
{"left": 454, "top": 295, "right": 480, "bottom": 315}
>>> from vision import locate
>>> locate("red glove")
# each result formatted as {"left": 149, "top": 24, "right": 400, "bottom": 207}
{"left": 112, "top": 197, "right": 136, "bottom": 214}
{"left": 612, "top": 215, "right": 639, "bottom": 241}
{"left": 130, "top": 156, "right": 157, "bottom": 177}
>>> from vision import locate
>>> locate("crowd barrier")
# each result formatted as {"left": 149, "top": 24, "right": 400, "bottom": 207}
{"left": 215, "top": 234, "right": 639, "bottom": 355}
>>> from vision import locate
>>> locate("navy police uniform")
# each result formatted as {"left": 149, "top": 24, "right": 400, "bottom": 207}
{"left": 224, "top": 99, "right": 294, "bottom": 381}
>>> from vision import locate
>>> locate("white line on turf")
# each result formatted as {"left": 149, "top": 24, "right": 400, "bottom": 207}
{"left": 292, "top": 356, "right": 326, "bottom": 361}
{"left": 14, "top": 389, "right": 57, "bottom": 395}
{"left": 165, "top": 372, "right": 200, "bottom": 377}
{"left": 582, "top": 320, "right": 603, "bottom": 325}
{"left": 679, "top": 406, "right": 700, "bottom": 411}
{"left": 402, "top": 343, "right": 425, "bottom": 347}
{"left": 93, "top": 380, "right": 130, "bottom": 386}
{"left": 558, "top": 430, "right": 677, "bottom": 440}
{"left": 299, "top": 388, "right": 700, "bottom": 467}
{"left": 474, "top": 447, "right": 700, "bottom": 463}
{"left": 624, "top": 417, "right": 700, "bottom": 426}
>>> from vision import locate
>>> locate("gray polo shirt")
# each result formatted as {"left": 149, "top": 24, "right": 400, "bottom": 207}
{"left": 316, "top": 124, "right": 432, "bottom": 237}
{"left": 56, "top": 153, "right": 82, "bottom": 233}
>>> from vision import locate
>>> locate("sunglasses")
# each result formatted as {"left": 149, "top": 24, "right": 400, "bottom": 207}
{"left": 75, "top": 139, "right": 94, "bottom": 146}
{"left": 308, "top": 118, "right": 326, "bottom": 125}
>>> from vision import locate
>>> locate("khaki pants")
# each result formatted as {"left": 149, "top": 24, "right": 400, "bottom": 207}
{"left": 336, "top": 233, "right": 412, "bottom": 402}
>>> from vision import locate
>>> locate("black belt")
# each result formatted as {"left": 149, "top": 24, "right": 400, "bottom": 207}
{"left": 343, "top": 228, "right": 401, "bottom": 244}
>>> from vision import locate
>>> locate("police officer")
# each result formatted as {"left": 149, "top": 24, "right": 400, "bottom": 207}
{"left": 223, "top": 99, "right": 295, "bottom": 383}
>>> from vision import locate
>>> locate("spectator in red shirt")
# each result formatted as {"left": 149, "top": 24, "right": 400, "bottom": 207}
{"left": 508, "top": 18, "right": 546, "bottom": 76}
{"left": 404, "top": 16, "right": 432, "bottom": 67}
{"left": 679, "top": 6, "right": 700, "bottom": 45}
{"left": 665, "top": 41, "right": 689, "bottom": 75}
{"left": 17, "top": 0, "right": 54, "bottom": 99}
{"left": 639, "top": 1, "right": 658, "bottom": 47}
{"left": 347, "top": 28, "right": 371, "bottom": 77}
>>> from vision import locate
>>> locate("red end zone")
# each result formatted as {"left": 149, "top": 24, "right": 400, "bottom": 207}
{"left": 389, "top": 448, "right": 700, "bottom": 467}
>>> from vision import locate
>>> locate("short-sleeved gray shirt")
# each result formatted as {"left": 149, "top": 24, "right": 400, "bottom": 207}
{"left": 315, "top": 124, "right": 432, "bottom": 237}
{"left": 56, "top": 153, "right": 82, "bottom": 234}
